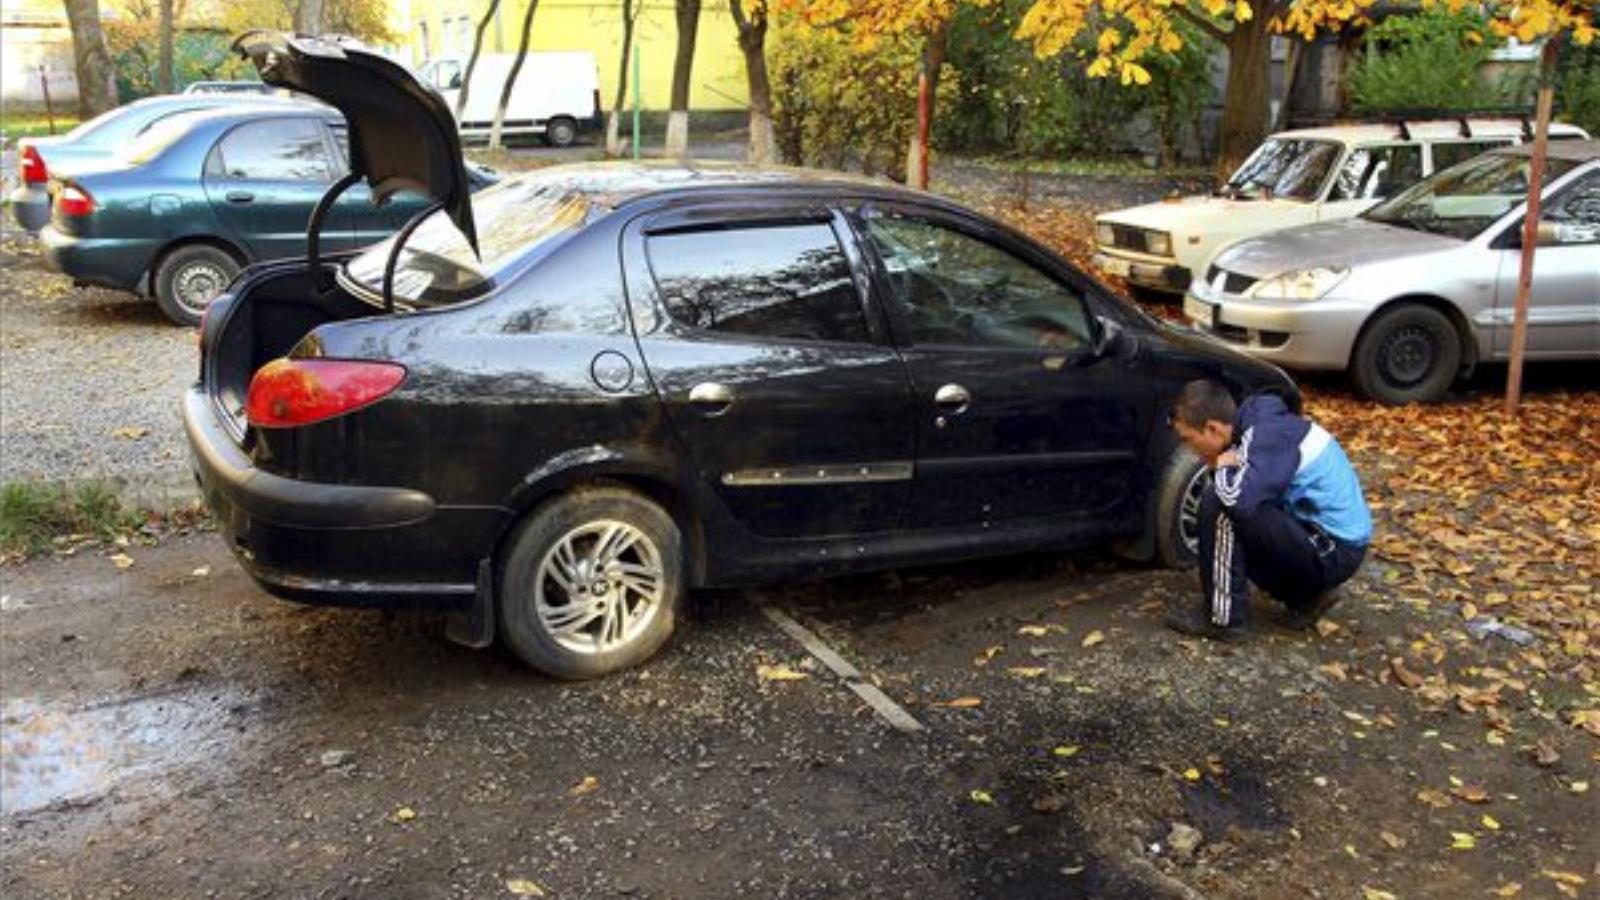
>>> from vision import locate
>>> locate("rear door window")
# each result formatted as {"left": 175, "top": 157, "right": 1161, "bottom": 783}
{"left": 208, "top": 118, "right": 334, "bottom": 182}
{"left": 1329, "top": 144, "right": 1424, "bottom": 201}
{"left": 645, "top": 222, "right": 871, "bottom": 344}
{"left": 1430, "top": 140, "right": 1514, "bottom": 172}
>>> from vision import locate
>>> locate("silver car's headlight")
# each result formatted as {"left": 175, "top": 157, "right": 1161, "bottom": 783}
{"left": 1248, "top": 267, "right": 1349, "bottom": 301}
{"left": 1145, "top": 231, "right": 1173, "bottom": 257}
{"left": 1095, "top": 222, "right": 1116, "bottom": 247}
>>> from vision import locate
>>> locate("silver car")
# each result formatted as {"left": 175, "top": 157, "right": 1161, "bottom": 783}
{"left": 1184, "top": 141, "right": 1600, "bottom": 404}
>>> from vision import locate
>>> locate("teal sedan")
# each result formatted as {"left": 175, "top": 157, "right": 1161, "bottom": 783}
{"left": 40, "top": 104, "right": 496, "bottom": 325}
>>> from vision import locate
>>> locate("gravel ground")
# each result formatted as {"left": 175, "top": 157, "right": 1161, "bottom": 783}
{"left": 0, "top": 234, "right": 196, "bottom": 491}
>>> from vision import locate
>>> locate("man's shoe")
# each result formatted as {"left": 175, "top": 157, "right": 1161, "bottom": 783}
{"left": 1165, "top": 606, "right": 1243, "bottom": 642}
{"left": 1277, "top": 588, "right": 1346, "bottom": 631}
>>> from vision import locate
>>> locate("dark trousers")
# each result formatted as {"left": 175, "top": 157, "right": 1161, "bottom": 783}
{"left": 1197, "top": 481, "right": 1366, "bottom": 627}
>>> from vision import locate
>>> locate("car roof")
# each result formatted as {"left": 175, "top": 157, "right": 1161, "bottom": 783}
{"left": 156, "top": 102, "right": 338, "bottom": 130}
{"left": 495, "top": 160, "right": 933, "bottom": 212}
{"left": 1494, "top": 139, "right": 1600, "bottom": 163}
{"left": 1271, "top": 119, "right": 1587, "bottom": 144}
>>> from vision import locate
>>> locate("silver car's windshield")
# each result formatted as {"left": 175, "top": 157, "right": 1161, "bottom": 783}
{"left": 1222, "top": 139, "right": 1341, "bottom": 201}
{"left": 1364, "top": 152, "right": 1579, "bottom": 240}
{"left": 341, "top": 175, "right": 590, "bottom": 308}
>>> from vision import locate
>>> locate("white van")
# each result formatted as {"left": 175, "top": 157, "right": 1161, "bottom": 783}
{"left": 1092, "top": 117, "right": 1591, "bottom": 297}
{"left": 418, "top": 52, "right": 601, "bottom": 147}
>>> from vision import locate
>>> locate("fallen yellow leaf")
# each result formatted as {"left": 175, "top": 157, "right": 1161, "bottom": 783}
{"left": 1492, "top": 882, "right": 1522, "bottom": 897}
{"left": 756, "top": 663, "right": 808, "bottom": 682}
{"left": 970, "top": 789, "right": 994, "bottom": 805}
{"left": 1182, "top": 768, "right": 1201, "bottom": 782}
{"left": 1018, "top": 625, "right": 1049, "bottom": 637}
{"left": 392, "top": 806, "right": 416, "bottom": 823}
{"left": 1007, "top": 667, "right": 1047, "bottom": 678}
{"left": 943, "top": 697, "right": 982, "bottom": 708}
{"left": 1541, "top": 871, "right": 1587, "bottom": 886}
{"left": 1481, "top": 814, "right": 1500, "bottom": 831}
{"left": 1081, "top": 630, "right": 1105, "bottom": 648}
{"left": 1450, "top": 832, "right": 1476, "bottom": 850}
{"left": 110, "top": 553, "right": 133, "bottom": 569}
{"left": 506, "top": 878, "right": 545, "bottom": 897}
{"left": 569, "top": 775, "right": 598, "bottom": 797}
{"left": 1361, "top": 888, "right": 1398, "bottom": 900}
{"left": 1052, "top": 745, "right": 1079, "bottom": 758}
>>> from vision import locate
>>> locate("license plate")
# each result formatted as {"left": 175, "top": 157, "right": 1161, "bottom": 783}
{"left": 1098, "top": 256, "right": 1132, "bottom": 278}
{"left": 1184, "top": 294, "right": 1217, "bottom": 328}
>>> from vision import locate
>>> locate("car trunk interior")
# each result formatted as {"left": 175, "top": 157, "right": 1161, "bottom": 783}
{"left": 207, "top": 264, "right": 380, "bottom": 441}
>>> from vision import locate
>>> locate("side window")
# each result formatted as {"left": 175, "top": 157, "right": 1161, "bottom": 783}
{"left": 1329, "top": 144, "right": 1424, "bottom": 201}
{"left": 1431, "top": 140, "right": 1513, "bottom": 172}
{"left": 209, "top": 118, "right": 333, "bottom": 182}
{"left": 329, "top": 123, "right": 350, "bottom": 173}
{"left": 645, "top": 222, "right": 870, "bottom": 344}
{"left": 1542, "top": 172, "right": 1600, "bottom": 245}
{"left": 862, "top": 213, "right": 1093, "bottom": 351}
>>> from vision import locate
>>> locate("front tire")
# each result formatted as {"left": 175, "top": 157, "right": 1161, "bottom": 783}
{"left": 544, "top": 116, "right": 578, "bottom": 148}
{"left": 1155, "top": 446, "right": 1207, "bottom": 569}
{"left": 498, "top": 486, "right": 684, "bottom": 679}
{"left": 1350, "top": 304, "right": 1461, "bottom": 405}
{"left": 153, "top": 244, "right": 240, "bottom": 327}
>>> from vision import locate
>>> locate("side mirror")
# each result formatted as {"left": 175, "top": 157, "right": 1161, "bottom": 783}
{"left": 1093, "top": 315, "right": 1129, "bottom": 358}
{"left": 1535, "top": 220, "right": 1563, "bottom": 246}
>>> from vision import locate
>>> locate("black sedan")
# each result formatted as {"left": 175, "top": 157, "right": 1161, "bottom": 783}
{"left": 187, "top": 34, "right": 1297, "bottom": 678}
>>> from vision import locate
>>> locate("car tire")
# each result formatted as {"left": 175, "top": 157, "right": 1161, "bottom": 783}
{"left": 498, "top": 485, "right": 684, "bottom": 679}
{"left": 544, "top": 116, "right": 578, "bottom": 148}
{"left": 154, "top": 244, "right": 240, "bottom": 327}
{"left": 1350, "top": 303, "right": 1461, "bottom": 405}
{"left": 1154, "top": 445, "right": 1207, "bottom": 569}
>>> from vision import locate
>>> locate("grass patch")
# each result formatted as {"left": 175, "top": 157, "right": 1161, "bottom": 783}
{"left": 950, "top": 153, "right": 1212, "bottom": 180}
{"left": 0, "top": 481, "right": 145, "bottom": 558}
{"left": 1, "top": 109, "right": 81, "bottom": 141}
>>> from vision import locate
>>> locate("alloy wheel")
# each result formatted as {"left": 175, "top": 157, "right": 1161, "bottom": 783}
{"left": 533, "top": 520, "right": 665, "bottom": 654}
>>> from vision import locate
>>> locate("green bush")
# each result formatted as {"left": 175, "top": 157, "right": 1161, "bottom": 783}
{"left": 1557, "top": 42, "right": 1600, "bottom": 136}
{"left": 769, "top": 16, "right": 958, "bottom": 180}
{"left": 1347, "top": 8, "right": 1527, "bottom": 113}
{"left": 936, "top": 0, "right": 1214, "bottom": 166}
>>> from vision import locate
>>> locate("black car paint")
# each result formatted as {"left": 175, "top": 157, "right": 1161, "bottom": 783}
{"left": 190, "top": 174, "right": 1296, "bottom": 615}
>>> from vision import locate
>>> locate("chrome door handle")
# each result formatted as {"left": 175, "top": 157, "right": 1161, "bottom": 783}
{"left": 225, "top": 191, "right": 255, "bottom": 204}
{"left": 688, "top": 382, "right": 734, "bottom": 415}
{"left": 934, "top": 383, "right": 971, "bottom": 414}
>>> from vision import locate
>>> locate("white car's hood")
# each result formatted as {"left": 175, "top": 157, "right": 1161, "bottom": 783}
{"left": 1214, "top": 218, "right": 1466, "bottom": 279}
{"left": 1098, "top": 194, "right": 1312, "bottom": 232}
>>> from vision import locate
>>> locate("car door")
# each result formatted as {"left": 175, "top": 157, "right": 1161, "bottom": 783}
{"left": 623, "top": 203, "right": 917, "bottom": 540}
{"left": 852, "top": 203, "right": 1144, "bottom": 531}
{"left": 1494, "top": 169, "right": 1600, "bottom": 357}
{"left": 1319, "top": 142, "right": 1425, "bottom": 221}
{"left": 203, "top": 116, "right": 338, "bottom": 261}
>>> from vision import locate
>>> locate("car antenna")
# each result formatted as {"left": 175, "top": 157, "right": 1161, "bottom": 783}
{"left": 382, "top": 201, "right": 445, "bottom": 314}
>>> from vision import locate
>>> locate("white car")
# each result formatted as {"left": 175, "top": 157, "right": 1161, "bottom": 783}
{"left": 1092, "top": 118, "right": 1590, "bottom": 297}
{"left": 418, "top": 52, "right": 601, "bottom": 147}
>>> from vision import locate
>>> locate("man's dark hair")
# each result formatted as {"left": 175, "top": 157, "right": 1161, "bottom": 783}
{"left": 1171, "top": 380, "right": 1237, "bottom": 429}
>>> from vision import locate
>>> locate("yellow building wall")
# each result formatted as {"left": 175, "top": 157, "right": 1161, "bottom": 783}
{"left": 399, "top": 0, "right": 749, "bottom": 112}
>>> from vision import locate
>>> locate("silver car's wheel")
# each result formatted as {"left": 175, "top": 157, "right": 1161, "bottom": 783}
{"left": 533, "top": 521, "right": 665, "bottom": 655}
{"left": 499, "top": 486, "right": 683, "bottom": 679}
{"left": 1352, "top": 303, "right": 1461, "bottom": 405}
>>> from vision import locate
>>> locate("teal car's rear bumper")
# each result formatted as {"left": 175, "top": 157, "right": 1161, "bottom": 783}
{"left": 40, "top": 224, "right": 160, "bottom": 293}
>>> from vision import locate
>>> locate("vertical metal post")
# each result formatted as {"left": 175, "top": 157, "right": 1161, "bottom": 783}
{"left": 39, "top": 66, "right": 57, "bottom": 135}
{"left": 632, "top": 47, "right": 641, "bottom": 161}
{"left": 1505, "top": 39, "right": 1560, "bottom": 416}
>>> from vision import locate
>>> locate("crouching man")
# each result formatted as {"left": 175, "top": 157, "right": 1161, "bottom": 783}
{"left": 1166, "top": 380, "right": 1372, "bottom": 640}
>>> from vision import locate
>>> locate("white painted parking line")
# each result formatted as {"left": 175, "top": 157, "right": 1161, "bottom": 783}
{"left": 761, "top": 605, "right": 926, "bottom": 734}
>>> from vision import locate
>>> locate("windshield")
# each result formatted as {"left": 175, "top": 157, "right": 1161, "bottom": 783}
{"left": 1364, "top": 152, "right": 1579, "bottom": 240}
{"left": 1223, "top": 139, "right": 1342, "bottom": 201}
{"left": 342, "top": 175, "right": 591, "bottom": 308}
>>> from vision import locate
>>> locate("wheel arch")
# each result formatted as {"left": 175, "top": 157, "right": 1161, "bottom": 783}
{"left": 1350, "top": 293, "right": 1478, "bottom": 377}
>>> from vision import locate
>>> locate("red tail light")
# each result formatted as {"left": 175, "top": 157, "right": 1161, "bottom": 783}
{"left": 20, "top": 145, "right": 47, "bottom": 185}
{"left": 56, "top": 184, "right": 96, "bottom": 217}
{"left": 245, "top": 358, "right": 407, "bottom": 428}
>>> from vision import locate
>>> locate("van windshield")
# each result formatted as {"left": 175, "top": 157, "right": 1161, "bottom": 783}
{"left": 1222, "top": 138, "right": 1341, "bottom": 201}
{"left": 341, "top": 175, "right": 591, "bottom": 308}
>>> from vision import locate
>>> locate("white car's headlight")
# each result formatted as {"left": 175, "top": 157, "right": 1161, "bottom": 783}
{"left": 1095, "top": 222, "right": 1115, "bottom": 247}
{"left": 1248, "top": 266, "right": 1350, "bottom": 301}
{"left": 1145, "top": 231, "right": 1173, "bottom": 257}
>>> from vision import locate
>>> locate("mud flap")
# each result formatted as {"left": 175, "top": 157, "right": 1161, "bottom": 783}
{"left": 445, "top": 559, "right": 495, "bottom": 649}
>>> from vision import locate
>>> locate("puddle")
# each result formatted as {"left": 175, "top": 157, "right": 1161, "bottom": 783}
{"left": 1, "top": 687, "right": 249, "bottom": 817}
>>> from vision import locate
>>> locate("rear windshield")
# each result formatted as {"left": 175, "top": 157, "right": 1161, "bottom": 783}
{"left": 341, "top": 175, "right": 591, "bottom": 308}
{"left": 115, "top": 114, "right": 201, "bottom": 166}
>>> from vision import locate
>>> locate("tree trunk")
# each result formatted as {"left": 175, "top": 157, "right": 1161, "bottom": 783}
{"left": 293, "top": 0, "right": 326, "bottom": 34}
{"left": 62, "top": 0, "right": 116, "bottom": 117}
{"left": 158, "top": 0, "right": 174, "bottom": 93}
{"left": 458, "top": 0, "right": 504, "bottom": 119}
{"left": 490, "top": 0, "right": 542, "bottom": 150}
{"left": 1216, "top": 17, "right": 1274, "bottom": 177}
{"left": 666, "top": 0, "right": 702, "bottom": 159}
{"left": 904, "top": 21, "right": 947, "bottom": 189}
{"left": 730, "top": 0, "right": 774, "bottom": 165}
{"left": 608, "top": 0, "right": 639, "bottom": 158}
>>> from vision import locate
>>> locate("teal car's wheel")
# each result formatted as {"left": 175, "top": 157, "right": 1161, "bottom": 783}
{"left": 154, "top": 244, "right": 240, "bottom": 327}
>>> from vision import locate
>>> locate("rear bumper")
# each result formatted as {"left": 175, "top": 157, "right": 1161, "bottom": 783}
{"left": 182, "top": 386, "right": 505, "bottom": 607}
{"left": 8, "top": 185, "right": 49, "bottom": 232}
{"left": 39, "top": 225, "right": 156, "bottom": 292}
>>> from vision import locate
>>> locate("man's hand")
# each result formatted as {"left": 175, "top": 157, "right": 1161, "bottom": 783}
{"left": 1214, "top": 449, "right": 1240, "bottom": 469}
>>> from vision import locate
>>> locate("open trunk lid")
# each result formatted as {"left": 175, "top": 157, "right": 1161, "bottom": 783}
{"left": 232, "top": 30, "right": 478, "bottom": 254}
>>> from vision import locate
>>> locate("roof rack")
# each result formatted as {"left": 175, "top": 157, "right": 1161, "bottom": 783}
{"left": 1289, "top": 107, "right": 1540, "bottom": 142}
